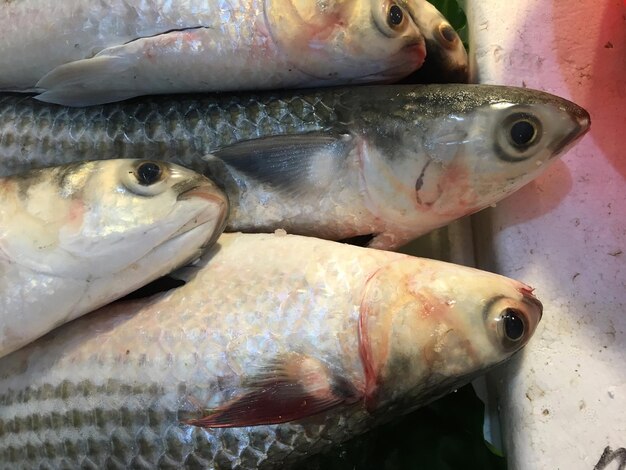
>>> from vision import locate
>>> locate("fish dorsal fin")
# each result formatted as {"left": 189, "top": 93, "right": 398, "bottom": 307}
{"left": 212, "top": 133, "right": 354, "bottom": 196}
{"left": 184, "top": 353, "right": 361, "bottom": 428}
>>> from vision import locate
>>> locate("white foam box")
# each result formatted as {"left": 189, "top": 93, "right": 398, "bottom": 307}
{"left": 463, "top": 0, "right": 626, "bottom": 468}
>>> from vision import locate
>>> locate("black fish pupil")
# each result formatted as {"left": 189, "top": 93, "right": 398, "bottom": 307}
{"left": 136, "top": 162, "right": 162, "bottom": 186}
{"left": 388, "top": 5, "right": 403, "bottom": 26}
{"left": 503, "top": 308, "right": 524, "bottom": 341}
{"left": 510, "top": 120, "right": 536, "bottom": 147}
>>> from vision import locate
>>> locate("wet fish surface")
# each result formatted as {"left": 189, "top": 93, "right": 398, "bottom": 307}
{"left": 0, "top": 159, "right": 228, "bottom": 358}
{"left": 0, "top": 0, "right": 427, "bottom": 106}
{"left": 0, "top": 232, "right": 543, "bottom": 469}
{"left": 0, "top": 85, "right": 590, "bottom": 248}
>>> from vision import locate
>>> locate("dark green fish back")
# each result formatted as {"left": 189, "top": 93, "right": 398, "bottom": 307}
{"left": 0, "top": 91, "right": 349, "bottom": 177}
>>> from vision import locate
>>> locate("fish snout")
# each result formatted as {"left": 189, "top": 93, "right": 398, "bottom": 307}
{"left": 519, "top": 285, "right": 543, "bottom": 322}
{"left": 552, "top": 103, "right": 591, "bottom": 156}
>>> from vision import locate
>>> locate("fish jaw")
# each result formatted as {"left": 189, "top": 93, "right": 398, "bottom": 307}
{"left": 358, "top": 257, "right": 542, "bottom": 414}
{"left": 265, "top": 0, "right": 426, "bottom": 83}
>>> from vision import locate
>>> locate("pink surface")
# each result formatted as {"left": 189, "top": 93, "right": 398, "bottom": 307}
{"left": 468, "top": 0, "right": 626, "bottom": 468}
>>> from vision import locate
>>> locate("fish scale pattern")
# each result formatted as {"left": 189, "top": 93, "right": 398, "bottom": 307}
{"left": 0, "top": 92, "right": 348, "bottom": 177}
{"left": 0, "top": 234, "right": 390, "bottom": 469}
{"left": 0, "top": 381, "right": 364, "bottom": 469}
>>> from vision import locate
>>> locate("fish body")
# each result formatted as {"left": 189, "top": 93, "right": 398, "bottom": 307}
{"left": 0, "top": 159, "right": 228, "bottom": 358}
{"left": 0, "top": 85, "right": 590, "bottom": 248}
{"left": 0, "top": 0, "right": 426, "bottom": 106}
{"left": 0, "top": 232, "right": 542, "bottom": 469}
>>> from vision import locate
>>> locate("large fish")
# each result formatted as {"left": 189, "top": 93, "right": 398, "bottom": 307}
{"left": 0, "top": 85, "right": 590, "bottom": 249}
{"left": 0, "top": 232, "right": 543, "bottom": 469}
{"left": 0, "top": 159, "right": 228, "bottom": 358}
{"left": 0, "top": 0, "right": 427, "bottom": 106}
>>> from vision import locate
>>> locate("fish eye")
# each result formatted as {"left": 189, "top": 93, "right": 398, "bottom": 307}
{"left": 501, "top": 308, "right": 525, "bottom": 341}
{"left": 509, "top": 120, "right": 537, "bottom": 148}
{"left": 438, "top": 23, "right": 459, "bottom": 47}
{"left": 494, "top": 305, "right": 529, "bottom": 350}
{"left": 135, "top": 161, "right": 163, "bottom": 186}
{"left": 484, "top": 297, "right": 535, "bottom": 352}
{"left": 495, "top": 111, "right": 544, "bottom": 161}
{"left": 388, "top": 4, "right": 404, "bottom": 27}
{"left": 121, "top": 160, "right": 170, "bottom": 197}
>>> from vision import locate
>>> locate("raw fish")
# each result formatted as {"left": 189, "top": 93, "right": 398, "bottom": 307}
{"left": 0, "top": 159, "right": 228, "bottom": 358}
{"left": 0, "top": 85, "right": 590, "bottom": 248}
{"left": 0, "top": 232, "right": 543, "bottom": 469}
{"left": 0, "top": 0, "right": 427, "bottom": 106}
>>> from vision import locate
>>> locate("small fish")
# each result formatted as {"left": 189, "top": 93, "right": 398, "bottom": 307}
{"left": 0, "top": 232, "right": 543, "bottom": 469}
{"left": 0, "top": 0, "right": 426, "bottom": 106}
{"left": 399, "top": 0, "right": 470, "bottom": 83}
{"left": 0, "top": 159, "right": 228, "bottom": 358}
{"left": 0, "top": 84, "right": 590, "bottom": 249}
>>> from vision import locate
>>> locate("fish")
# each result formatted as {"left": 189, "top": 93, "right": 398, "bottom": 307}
{"left": 0, "top": 159, "right": 228, "bottom": 359}
{"left": 0, "top": 0, "right": 427, "bottom": 106}
{"left": 0, "top": 84, "right": 591, "bottom": 249}
{"left": 0, "top": 232, "right": 543, "bottom": 469}
{"left": 399, "top": 0, "right": 470, "bottom": 83}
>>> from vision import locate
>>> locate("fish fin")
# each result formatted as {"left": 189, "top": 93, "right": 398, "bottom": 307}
{"left": 213, "top": 133, "right": 354, "bottom": 197}
{"left": 184, "top": 353, "right": 361, "bottom": 428}
{"left": 34, "top": 55, "right": 137, "bottom": 106}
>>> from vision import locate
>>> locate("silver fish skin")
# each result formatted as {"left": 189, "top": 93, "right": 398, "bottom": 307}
{"left": 0, "top": 84, "right": 590, "bottom": 249}
{"left": 0, "top": 232, "right": 543, "bottom": 469}
{"left": 0, "top": 0, "right": 426, "bottom": 106}
{"left": 0, "top": 159, "right": 228, "bottom": 359}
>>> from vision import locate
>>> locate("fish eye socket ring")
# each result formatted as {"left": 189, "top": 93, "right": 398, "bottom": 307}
{"left": 373, "top": 1, "right": 409, "bottom": 37}
{"left": 438, "top": 23, "right": 459, "bottom": 48}
{"left": 135, "top": 161, "right": 163, "bottom": 186}
{"left": 121, "top": 160, "right": 170, "bottom": 197}
{"left": 496, "top": 307, "right": 528, "bottom": 350}
{"left": 495, "top": 112, "right": 543, "bottom": 162}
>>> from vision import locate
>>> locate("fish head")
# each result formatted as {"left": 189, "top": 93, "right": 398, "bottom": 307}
{"left": 357, "top": 85, "right": 590, "bottom": 238}
{"left": 398, "top": 0, "right": 469, "bottom": 83}
{"left": 359, "top": 258, "right": 542, "bottom": 414}
{"left": 5, "top": 159, "right": 228, "bottom": 280}
{"left": 265, "top": 0, "right": 426, "bottom": 83}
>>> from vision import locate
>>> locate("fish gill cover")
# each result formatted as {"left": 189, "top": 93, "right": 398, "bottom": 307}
{"left": 302, "top": 5, "right": 506, "bottom": 468}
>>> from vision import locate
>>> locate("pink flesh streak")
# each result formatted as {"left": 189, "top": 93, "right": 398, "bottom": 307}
{"left": 358, "top": 267, "right": 386, "bottom": 413}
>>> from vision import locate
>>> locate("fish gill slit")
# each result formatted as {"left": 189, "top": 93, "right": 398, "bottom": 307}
{"left": 122, "top": 26, "right": 212, "bottom": 46}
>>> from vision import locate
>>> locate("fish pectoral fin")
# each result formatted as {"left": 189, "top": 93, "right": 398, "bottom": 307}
{"left": 213, "top": 133, "right": 355, "bottom": 197}
{"left": 34, "top": 55, "right": 139, "bottom": 106}
{"left": 184, "top": 353, "right": 361, "bottom": 428}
